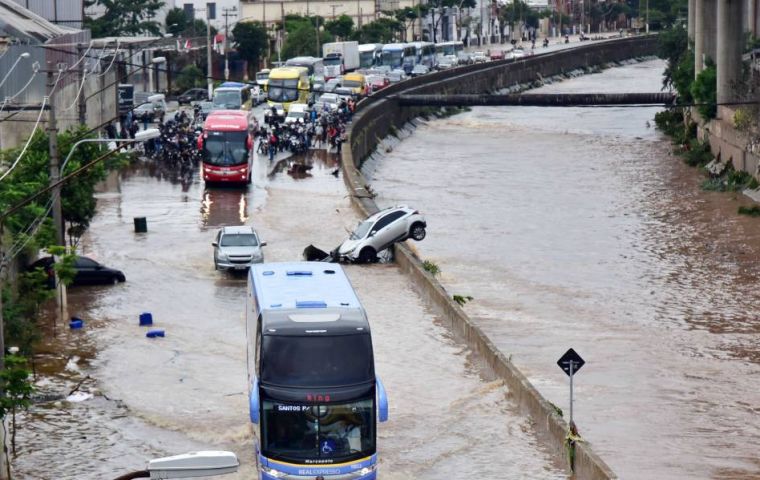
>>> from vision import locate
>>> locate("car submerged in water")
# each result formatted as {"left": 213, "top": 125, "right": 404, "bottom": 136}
{"left": 28, "top": 256, "right": 126, "bottom": 287}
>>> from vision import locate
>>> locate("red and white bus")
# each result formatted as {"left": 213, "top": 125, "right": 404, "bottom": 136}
{"left": 199, "top": 110, "right": 253, "bottom": 185}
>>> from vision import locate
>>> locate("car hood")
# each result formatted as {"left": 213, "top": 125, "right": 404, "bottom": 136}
{"left": 338, "top": 238, "right": 362, "bottom": 255}
{"left": 218, "top": 246, "right": 262, "bottom": 256}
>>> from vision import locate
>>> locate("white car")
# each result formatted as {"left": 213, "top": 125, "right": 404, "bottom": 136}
{"left": 472, "top": 51, "right": 488, "bottom": 63}
{"left": 316, "top": 93, "right": 340, "bottom": 112}
{"left": 213, "top": 226, "right": 267, "bottom": 271}
{"left": 285, "top": 103, "right": 309, "bottom": 124}
{"left": 337, "top": 206, "right": 427, "bottom": 263}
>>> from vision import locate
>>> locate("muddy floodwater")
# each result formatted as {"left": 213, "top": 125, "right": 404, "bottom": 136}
{"left": 368, "top": 59, "right": 760, "bottom": 479}
{"left": 14, "top": 123, "right": 564, "bottom": 477}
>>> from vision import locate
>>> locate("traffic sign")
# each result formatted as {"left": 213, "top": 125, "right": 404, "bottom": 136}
{"left": 557, "top": 348, "right": 585, "bottom": 377}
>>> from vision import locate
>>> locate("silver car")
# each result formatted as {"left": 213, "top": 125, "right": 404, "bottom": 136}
{"left": 337, "top": 206, "right": 427, "bottom": 263}
{"left": 213, "top": 226, "right": 267, "bottom": 271}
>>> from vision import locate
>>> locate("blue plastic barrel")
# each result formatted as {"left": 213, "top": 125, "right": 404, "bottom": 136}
{"left": 69, "top": 319, "right": 84, "bottom": 329}
{"left": 139, "top": 312, "right": 153, "bottom": 326}
{"left": 146, "top": 329, "right": 165, "bottom": 338}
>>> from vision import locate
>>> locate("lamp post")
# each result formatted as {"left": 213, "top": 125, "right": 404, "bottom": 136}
{"left": 222, "top": 6, "right": 238, "bottom": 80}
{"left": 148, "top": 56, "right": 166, "bottom": 93}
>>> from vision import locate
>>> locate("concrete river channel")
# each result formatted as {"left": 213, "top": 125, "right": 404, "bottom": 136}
{"left": 12, "top": 58, "right": 760, "bottom": 480}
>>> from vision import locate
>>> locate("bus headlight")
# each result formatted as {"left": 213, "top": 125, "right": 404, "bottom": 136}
{"left": 261, "top": 466, "right": 287, "bottom": 478}
{"left": 358, "top": 465, "right": 377, "bottom": 476}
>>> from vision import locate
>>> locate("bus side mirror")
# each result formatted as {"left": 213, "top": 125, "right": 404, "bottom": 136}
{"left": 376, "top": 377, "right": 388, "bottom": 422}
{"left": 249, "top": 378, "right": 260, "bottom": 424}
{"left": 246, "top": 135, "right": 253, "bottom": 150}
{"left": 197, "top": 136, "right": 203, "bottom": 150}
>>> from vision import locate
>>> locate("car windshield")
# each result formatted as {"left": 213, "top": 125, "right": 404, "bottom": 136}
{"left": 203, "top": 131, "right": 249, "bottom": 166}
{"left": 220, "top": 233, "right": 258, "bottom": 246}
{"left": 261, "top": 334, "right": 374, "bottom": 386}
{"left": 267, "top": 79, "right": 300, "bottom": 102}
{"left": 261, "top": 396, "right": 375, "bottom": 463}
{"left": 213, "top": 91, "right": 241, "bottom": 109}
{"left": 350, "top": 220, "right": 373, "bottom": 240}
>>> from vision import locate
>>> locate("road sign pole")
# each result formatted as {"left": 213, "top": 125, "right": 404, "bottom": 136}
{"left": 569, "top": 360, "right": 574, "bottom": 427}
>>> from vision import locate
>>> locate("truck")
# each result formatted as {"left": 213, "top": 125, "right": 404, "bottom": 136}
{"left": 322, "top": 41, "right": 360, "bottom": 80}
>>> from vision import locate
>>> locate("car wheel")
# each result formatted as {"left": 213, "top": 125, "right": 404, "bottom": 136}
{"left": 358, "top": 247, "right": 377, "bottom": 264}
{"left": 214, "top": 262, "right": 219, "bottom": 271}
{"left": 112, "top": 276, "right": 120, "bottom": 285}
{"left": 410, "top": 223, "right": 427, "bottom": 241}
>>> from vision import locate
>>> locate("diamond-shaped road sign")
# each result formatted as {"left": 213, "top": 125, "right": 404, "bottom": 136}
{"left": 557, "top": 348, "right": 585, "bottom": 377}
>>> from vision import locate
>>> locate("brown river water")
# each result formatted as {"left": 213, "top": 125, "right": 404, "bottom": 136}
{"left": 13, "top": 129, "right": 564, "bottom": 476}
{"left": 367, "top": 59, "right": 760, "bottom": 479}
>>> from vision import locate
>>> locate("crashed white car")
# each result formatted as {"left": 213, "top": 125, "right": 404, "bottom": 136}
{"left": 337, "top": 206, "right": 427, "bottom": 263}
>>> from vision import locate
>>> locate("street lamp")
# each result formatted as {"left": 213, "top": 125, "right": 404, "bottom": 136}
{"left": 113, "top": 451, "right": 239, "bottom": 480}
{"left": 149, "top": 56, "right": 166, "bottom": 93}
{"left": 0, "top": 52, "right": 31, "bottom": 90}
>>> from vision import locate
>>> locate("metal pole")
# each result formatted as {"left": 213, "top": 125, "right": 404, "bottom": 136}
{"left": 206, "top": 10, "right": 213, "bottom": 100}
{"left": 569, "top": 360, "right": 574, "bottom": 426}
{"left": 316, "top": 15, "right": 321, "bottom": 57}
{"left": 77, "top": 44, "right": 87, "bottom": 125}
{"left": 645, "top": 0, "right": 649, "bottom": 33}
{"left": 46, "top": 70, "right": 66, "bottom": 328}
{"left": 225, "top": 11, "right": 229, "bottom": 80}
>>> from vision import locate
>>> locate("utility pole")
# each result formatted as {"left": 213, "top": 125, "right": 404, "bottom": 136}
{"left": 46, "top": 69, "right": 67, "bottom": 327}
{"left": 316, "top": 15, "right": 321, "bottom": 58}
{"left": 205, "top": 8, "right": 213, "bottom": 99}
{"left": 645, "top": 0, "right": 649, "bottom": 33}
{"left": 77, "top": 44, "right": 87, "bottom": 125}
{"left": 222, "top": 6, "right": 237, "bottom": 80}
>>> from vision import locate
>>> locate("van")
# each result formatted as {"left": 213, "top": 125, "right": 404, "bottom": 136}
{"left": 284, "top": 103, "right": 309, "bottom": 124}
{"left": 342, "top": 72, "right": 366, "bottom": 97}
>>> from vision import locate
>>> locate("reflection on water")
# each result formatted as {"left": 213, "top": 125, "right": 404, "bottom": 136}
{"left": 370, "top": 59, "right": 760, "bottom": 479}
{"left": 200, "top": 188, "right": 249, "bottom": 228}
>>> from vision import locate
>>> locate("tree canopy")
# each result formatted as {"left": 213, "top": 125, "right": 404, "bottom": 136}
{"left": 350, "top": 17, "right": 403, "bottom": 43}
{"left": 281, "top": 16, "right": 334, "bottom": 58}
{"left": 232, "top": 21, "right": 268, "bottom": 75}
{"left": 324, "top": 15, "right": 354, "bottom": 40}
{"left": 84, "top": 0, "right": 163, "bottom": 37}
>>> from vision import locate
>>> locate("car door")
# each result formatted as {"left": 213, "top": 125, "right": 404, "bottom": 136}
{"left": 371, "top": 211, "right": 406, "bottom": 250}
{"left": 383, "top": 210, "right": 409, "bottom": 242}
{"left": 74, "top": 257, "right": 101, "bottom": 285}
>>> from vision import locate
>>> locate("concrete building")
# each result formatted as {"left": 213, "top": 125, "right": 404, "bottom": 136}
{"left": 179, "top": 0, "right": 242, "bottom": 31}
{"left": 238, "top": 0, "right": 412, "bottom": 34}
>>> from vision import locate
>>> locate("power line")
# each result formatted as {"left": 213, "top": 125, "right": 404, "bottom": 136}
{"left": 0, "top": 70, "right": 63, "bottom": 183}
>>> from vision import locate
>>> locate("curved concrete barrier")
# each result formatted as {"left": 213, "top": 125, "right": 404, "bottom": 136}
{"left": 341, "top": 35, "right": 659, "bottom": 480}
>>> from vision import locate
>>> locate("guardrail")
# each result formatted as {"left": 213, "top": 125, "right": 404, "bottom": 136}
{"left": 340, "top": 34, "right": 660, "bottom": 480}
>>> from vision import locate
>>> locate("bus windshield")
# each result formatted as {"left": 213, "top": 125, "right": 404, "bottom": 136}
{"left": 262, "top": 397, "right": 375, "bottom": 463}
{"left": 261, "top": 334, "right": 374, "bottom": 387}
{"left": 381, "top": 51, "right": 403, "bottom": 68}
{"left": 203, "top": 131, "right": 249, "bottom": 166}
{"left": 359, "top": 52, "right": 375, "bottom": 68}
{"left": 213, "top": 91, "right": 241, "bottom": 109}
{"left": 268, "top": 79, "right": 300, "bottom": 102}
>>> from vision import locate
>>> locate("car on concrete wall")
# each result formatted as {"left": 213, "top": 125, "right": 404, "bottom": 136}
{"left": 336, "top": 206, "right": 427, "bottom": 263}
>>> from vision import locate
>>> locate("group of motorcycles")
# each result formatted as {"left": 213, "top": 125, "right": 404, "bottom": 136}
{"left": 143, "top": 111, "right": 203, "bottom": 184}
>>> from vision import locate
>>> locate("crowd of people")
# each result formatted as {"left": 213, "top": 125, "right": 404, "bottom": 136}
{"left": 254, "top": 98, "right": 356, "bottom": 162}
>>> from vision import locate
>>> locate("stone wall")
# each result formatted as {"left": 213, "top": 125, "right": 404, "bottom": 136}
{"left": 341, "top": 35, "right": 660, "bottom": 480}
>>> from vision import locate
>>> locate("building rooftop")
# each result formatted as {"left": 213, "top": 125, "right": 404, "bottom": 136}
{"left": 0, "top": 0, "right": 78, "bottom": 43}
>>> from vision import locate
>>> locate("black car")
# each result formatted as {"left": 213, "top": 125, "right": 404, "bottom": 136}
{"left": 28, "top": 256, "right": 126, "bottom": 287}
{"left": 178, "top": 88, "right": 208, "bottom": 105}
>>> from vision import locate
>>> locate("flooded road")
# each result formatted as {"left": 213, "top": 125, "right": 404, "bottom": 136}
{"left": 368, "top": 59, "right": 760, "bottom": 479}
{"left": 14, "top": 113, "right": 564, "bottom": 478}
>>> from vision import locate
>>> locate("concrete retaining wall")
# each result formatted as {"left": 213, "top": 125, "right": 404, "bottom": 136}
{"left": 341, "top": 35, "right": 659, "bottom": 480}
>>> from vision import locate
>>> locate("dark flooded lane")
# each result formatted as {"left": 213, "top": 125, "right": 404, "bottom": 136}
{"left": 369, "top": 60, "right": 760, "bottom": 479}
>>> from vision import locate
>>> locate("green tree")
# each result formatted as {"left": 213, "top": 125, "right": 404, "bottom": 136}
{"left": 175, "top": 64, "right": 205, "bottom": 91}
{"left": 84, "top": 0, "right": 163, "bottom": 37}
{"left": 324, "top": 14, "right": 354, "bottom": 40}
{"left": 282, "top": 17, "right": 334, "bottom": 58}
{"left": 657, "top": 25, "right": 693, "bottom": 101}
{"left": 0, "top": 355, "right": 34, "bottom": 457}
{"left": 165, "top": 7, "right": 189, "bottom": 37}
{"left": 692, "top": 60, "right": 717, "bottom": 119}
{"left": 351, "top": 17, "right": 403, "bottom": 43}
{"left": 232, "top": 21, "right": 268, "bottom": 76}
